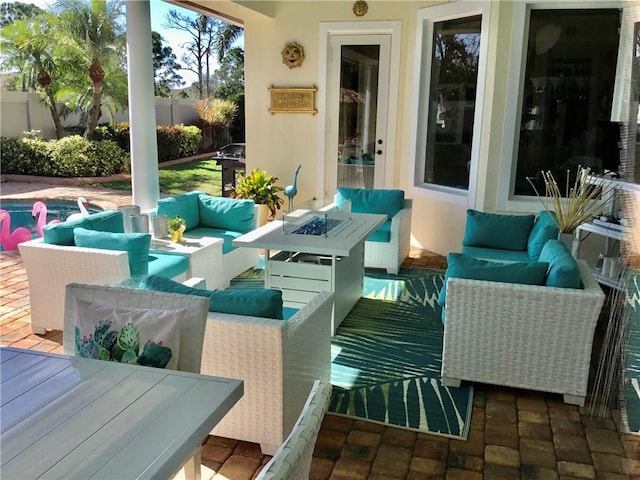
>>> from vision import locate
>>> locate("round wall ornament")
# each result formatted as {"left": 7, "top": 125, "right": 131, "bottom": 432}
{"left": 281, "top": 42, "right": 305, "bottom": 69}
{"left": 353, "top": 0, "right": 368, "bottom": 17}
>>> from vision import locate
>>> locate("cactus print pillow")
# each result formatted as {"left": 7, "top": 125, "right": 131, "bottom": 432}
{"left": 73, "top": 298, "right": 186, "bottom": 370}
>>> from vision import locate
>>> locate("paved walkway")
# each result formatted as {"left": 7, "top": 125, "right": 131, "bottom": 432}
{"left": 1, "top": 181, "right": 639, "bottom": 480}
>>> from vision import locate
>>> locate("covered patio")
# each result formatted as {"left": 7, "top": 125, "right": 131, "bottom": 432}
{"left": 0, "top": 180, "right": 638, "bottom": 479}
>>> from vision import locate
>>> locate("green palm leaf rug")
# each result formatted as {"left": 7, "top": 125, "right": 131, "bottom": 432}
{"left": 230, "top": 266, "right": 474, "bottom": 439}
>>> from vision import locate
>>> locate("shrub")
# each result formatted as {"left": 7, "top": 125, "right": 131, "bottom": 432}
{"left": 49, "top": 136, "right": 129, "bottom": 177}
{"left": 0, "top": 137, "right": 52, "bottom": 175}
{"left": 95, "top": 122, "right": 131, "bottom": 151}
{"left": 177, "top": 125, "right": 202, "bottom": 158}
{"left": 156, "top": 124, "right": 202, "bottom": 162}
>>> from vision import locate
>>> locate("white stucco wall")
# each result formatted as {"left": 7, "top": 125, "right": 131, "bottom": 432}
{"left": 212, "top": 0, "right": 495, "bottom": 255}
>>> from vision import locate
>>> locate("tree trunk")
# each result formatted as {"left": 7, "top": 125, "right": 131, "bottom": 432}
{"left": 45, "top": 88, "right": 65, "bottom": 139}
{"left": 85, "top": 81, "right": 102, "bottom": 140}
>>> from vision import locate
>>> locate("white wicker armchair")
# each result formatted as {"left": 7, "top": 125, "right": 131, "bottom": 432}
{"left": 256, "top": 380, "right": 332, "bottom": 480}
{"left": 442, "top": 260, "right": 605, "bottom": 406}
{"left": 323, "top": 197, "right": 412, "bottom": 274}
{"left": 202, "top": 291, "right": 334, "bottom": 455}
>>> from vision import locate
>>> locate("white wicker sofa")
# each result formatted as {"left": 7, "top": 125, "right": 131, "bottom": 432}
{"left": 19, "top": 210, "right": 198, "bottom": 334}
{"left": 441, "top": 259, "right": 605, "bottom": 406}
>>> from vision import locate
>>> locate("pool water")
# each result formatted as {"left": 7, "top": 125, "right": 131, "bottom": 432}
{"left": 0, "top": 199, "right": 103, "bottom": 248}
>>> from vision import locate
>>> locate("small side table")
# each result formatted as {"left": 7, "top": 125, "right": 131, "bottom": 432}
{"left": 151, "top": 236, "right": 224, "bottom": 290}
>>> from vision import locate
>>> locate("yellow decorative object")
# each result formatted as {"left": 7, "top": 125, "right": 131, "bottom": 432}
{"left": 169, "top": 225, "right": 185, "bottom": 243}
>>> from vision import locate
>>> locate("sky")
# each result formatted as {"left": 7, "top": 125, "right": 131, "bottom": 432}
{"left": 10, "top": 0, "right": 215, "bottom": 85}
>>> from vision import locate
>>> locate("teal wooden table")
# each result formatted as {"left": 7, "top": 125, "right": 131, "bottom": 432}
{"left": 0, "top": 347, "right": 243, "bottom": 480}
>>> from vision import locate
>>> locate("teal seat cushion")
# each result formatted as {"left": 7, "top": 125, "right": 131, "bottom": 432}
{"left": 147, "top": 253, "right": 189, "bottom": 278}
{"left": 42, "top": 210, "right": 124, "bottom": 245}
{"left": 73, "top": 227, "right": 151, "bottom": 276}
{"left": 157, "top": 191, "right": 202, "bottom": 230}
{"left": 538, "top": 239, "right": 582, "bottom": 289}
{"left": 463, "top": 209, "right": 535, "bottom": 251}
{"left": 438, "top": 253, "right": 549, "bottom": 306}
{"left": 187, "top": 227, "right": 242, "bottom": 254}
{"left": 198, "top": 195, "right": 255, "bottom": 233}
{"left": 461, "top": 245, "right": 531, "bottom": 263}
{"left": 143, "top": 274, "right": 284, "bottom": 319}
{"left": 367, "top": 220, "right": 391, "bottom": 243}
{"left": 527, "top": 210, "right": 559, "bottom": 261}
{"left": 336, "top": 188, "right": 405, "bottom": 219}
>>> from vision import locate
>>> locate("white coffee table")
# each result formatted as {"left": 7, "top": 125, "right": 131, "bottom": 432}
{"left": 233, "top": 211, "right": 386, "bottom": 334}
{"left": 151, "top": 236, "right": 224, "bottom": 290}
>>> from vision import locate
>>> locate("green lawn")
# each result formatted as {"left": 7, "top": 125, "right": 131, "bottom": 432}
{"left": 92, "top": 158, "right": 242, "bottom": 196}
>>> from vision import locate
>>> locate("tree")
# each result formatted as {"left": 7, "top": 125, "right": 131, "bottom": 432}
{"left": 164, "top": 10, "right": 225, "bottom": 99}
{"left": 1, "top": 13, "right": 65, "bottom": 138}
{"left": 0, "top": 1, "right": 43, "bottom": 27}
{"left": 53, "top": 0, "right": 127, "bottom": 139}
{"left": 211, "top": 46, "right": 244, "bottom": 101}
{"left": 214, "top": 24, "right": 243, "bottom": 63}
{"left": 152, "top": 31, "right": 184, "bottom": 97}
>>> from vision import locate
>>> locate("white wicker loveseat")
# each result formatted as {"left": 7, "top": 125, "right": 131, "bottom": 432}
{"left": 441, "top": 259, "right": 605, "bottom": 406}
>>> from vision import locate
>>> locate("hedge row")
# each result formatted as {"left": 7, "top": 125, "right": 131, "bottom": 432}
{"left": 94, "top": 122, "right": 202, "bottom": 162}
{"left": 1, "top": 123, "right": 203, "bottom": 177}
{"left": 0, "top": 136, "right": 130, "bottom": 177}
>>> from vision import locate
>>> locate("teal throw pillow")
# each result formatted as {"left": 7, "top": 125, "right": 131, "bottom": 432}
{"left": 462, "top": 209, "right": 535, "bottom": 251}
{"left": 538, "top": 239, "right": 582, "bottom": 289}
{"left": 143, "top": 274, "right": 284, "bottom": 319}
{"left": 336, "top": 188, "right": 405, "bottom": 219}
{"left": 73, "top": 227, "right": 151, "bottom": 276}
{"left": 198, "top": 195, "right": 255, "bottom": 233}
{"left": 527, "top": 210, "right": 559, "bottom": 261}
{"left": 43, "top": 216, "right": 89, "bottom": 245}
{"left": 157, "top": 191, "right": 202, "bottom": 230}
{"left": 438, "top": 253, "right": 548, "bottom": 306}
{"left": 84, "top": 210, "right": 125, "bottom": 234}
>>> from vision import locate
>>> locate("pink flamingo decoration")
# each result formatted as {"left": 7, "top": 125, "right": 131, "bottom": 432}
{"left": 32, "top": 201, "right": 61, "bottom": 237}
{"left": 0, "top": 209, "right": 33, "bottom": 250}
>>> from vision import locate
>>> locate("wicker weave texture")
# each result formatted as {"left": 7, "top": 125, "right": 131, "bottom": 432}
{"left": 442, "top": 260, "right": 604, "bottom": 405}
{"left": 201, "top": 291, "right": 334, "bottom": 455}
{"left": 364, "top": 200, "right": 412, "bottom": 274}
{"left": 256, "top": 380, "right": 332, "bottom": 480}
{"left": 183, "top": 233, "right": 258, "bottom": 288}
{"left": 62, "top": 283, "right": 209, "bottom": 373}
{"left": 19, "top": 239, "right": 132, "bottom": 334}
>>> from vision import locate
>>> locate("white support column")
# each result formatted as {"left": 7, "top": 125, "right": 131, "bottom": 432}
{"left": 126, "top": 0, "right": 159, "bottom": 212}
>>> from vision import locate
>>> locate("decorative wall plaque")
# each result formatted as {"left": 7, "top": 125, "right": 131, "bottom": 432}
{"left": 268, "top": 86, "right": 317, "bottom": 115}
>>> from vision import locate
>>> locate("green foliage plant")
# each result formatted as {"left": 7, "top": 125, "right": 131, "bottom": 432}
{"left": 167, "top": 215, "right": 185, "bottom": 232}
{"left": 231, "top": 168, "right": 284, "bottom": 217}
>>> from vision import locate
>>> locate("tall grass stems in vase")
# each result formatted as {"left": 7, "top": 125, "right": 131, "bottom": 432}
{"left": 527, "top": 167, "right": 620, "bottom": 234}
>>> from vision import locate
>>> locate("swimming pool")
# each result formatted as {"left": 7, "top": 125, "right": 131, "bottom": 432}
{"left": 0, "top": 199, "right": 103, "bottom": 248}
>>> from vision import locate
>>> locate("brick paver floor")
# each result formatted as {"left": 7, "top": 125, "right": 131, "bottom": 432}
{"left": 1, "top": 181, "right": 639, "bottom": 479}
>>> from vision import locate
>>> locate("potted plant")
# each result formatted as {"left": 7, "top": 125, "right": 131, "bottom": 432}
{"left": 231, "top": 168, "right": 284, "bottom": 226}
{"left": 527, "top": 166, "right": 620, "bottom": 245}
{"left": 167, "top": 215, "right": 186, "bottom": 243}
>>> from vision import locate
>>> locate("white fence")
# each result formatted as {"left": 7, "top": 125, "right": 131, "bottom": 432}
{"left": 0, "top": 91, "right": 200, "bottom": 139}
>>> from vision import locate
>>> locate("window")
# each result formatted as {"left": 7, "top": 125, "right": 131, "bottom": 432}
{"left": 410, "top": 2, "right": 491, "bottom": 207}
{"left": 516, "top": 9, "right": 620, "bottom": 197}
{"left": 425, "top": 15, "right": 481, "bottom": 190}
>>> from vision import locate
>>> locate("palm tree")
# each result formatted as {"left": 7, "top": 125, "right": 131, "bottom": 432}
{"left": 53, "top": 0, "right": 126, "bottom": 139}
{"left": 214, "top": 24, "right": 243, "bottom": 63}
{"left": 1, "top": 14, "right": 65, "bottom": 138}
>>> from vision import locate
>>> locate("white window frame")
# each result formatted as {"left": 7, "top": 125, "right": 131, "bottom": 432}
{"left": 496, "top": 0, "right": 627, "bottom": 213}
{"left": 408, "top": 1, "right": 492, "bottom": 208}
